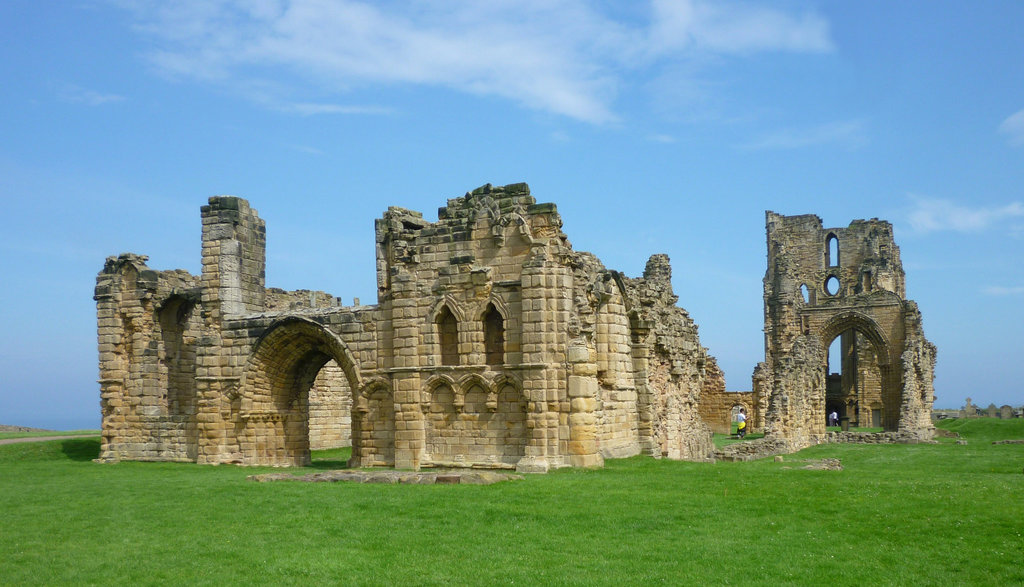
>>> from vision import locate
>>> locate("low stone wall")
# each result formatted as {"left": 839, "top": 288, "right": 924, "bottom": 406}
{"left": 713, "top": 429, "right": 938, "bottom": 462}
{"left": 248, "top": 470, "right": 522, "bottom": 485}
{"left": 713, "top": 438, "right": 795, "bottom": 462}
{"left": 827, "top": 431, "right": 935, "bottom": 444}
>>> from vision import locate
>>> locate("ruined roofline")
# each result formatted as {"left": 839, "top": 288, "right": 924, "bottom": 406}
{"left": 766, "top": 210, "right": 895, "bottom": 233}
{"left": 201, "top": 194, "right": 255, "bottom": 215}
{"left": 378, "top": 182, "right": 546, "bottom": 228}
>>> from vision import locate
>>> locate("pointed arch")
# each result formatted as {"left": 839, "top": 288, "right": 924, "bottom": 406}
{"left": 482, "top": 302, "right": 505, "bottom": 366}
{"left": 818, "top": 311, "right": 898, "bottom": 431}
{"left": 490, "top": 372, "right": 523, "bottom": 395}
{"left": 422, "top": 373, "right": 458, "bottom": 408}
{"left": 478, "top": 294, "right": 510, "bottom": 321}
{"left": 427, "top": 295, "right": 466, "bottom": 323}
{"left": 240, "top": 317, "right": 363, "bottom": 466}
{"left": 424, "top": 373, "right": 458, "bottom": 393}
{"left": 352, "top": 377, "right": 394, "bottom": 467}
{"left": 457, "top": 372, "right": 491, "bottom": 395}
{"left": 428, "top": 297, "right": 464, "bottom": 367}
{"left": 819, "top": 311, "right": 891, "bottom": 366}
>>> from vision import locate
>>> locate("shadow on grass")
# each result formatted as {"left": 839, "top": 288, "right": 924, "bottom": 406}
{"left": 308, "top": 459, "right": 351, "bottom": 470}
{"left": 62, "top": 438, "right": 101, "bottom": 461}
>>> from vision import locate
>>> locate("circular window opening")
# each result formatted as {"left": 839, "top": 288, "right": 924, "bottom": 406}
{"left": 824, "top": 276, "right": 840, "bottom": 296}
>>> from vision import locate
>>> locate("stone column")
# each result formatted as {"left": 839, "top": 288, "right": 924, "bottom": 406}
{"left": 629, "top": 320, "right": 655, "bottom": 455}
{"left": 516, "top": 242, "right": 570, "bottom": 473}
{"left": 388, "top": 293, "right": 425, "bottom": 470}
{"left": 567, "top": 341, "right": 602, "bottom": 467}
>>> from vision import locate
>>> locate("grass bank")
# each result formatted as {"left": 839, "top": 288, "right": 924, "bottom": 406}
{"left": 0, "top": 429, "right": 101, "bottom": 441}
{"left": 1, "top": 419, "right": 1021, "bottom": 585}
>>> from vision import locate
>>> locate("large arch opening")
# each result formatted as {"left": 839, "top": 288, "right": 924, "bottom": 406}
{"left": 821, "top": 315, "right": 896, "bottom": 432}
{"left": 242, "top": 318, "right": 363, "bottom": 467}
{"left": 156, "top": 294, "right": 201, "bottom": 459}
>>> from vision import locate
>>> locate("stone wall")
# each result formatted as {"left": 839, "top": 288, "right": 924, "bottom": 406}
{"left": 95, "top": 254, "right": 202, "bottom": 462}
{"left": 97, "top": 184, "right": 718, "bottom": 471}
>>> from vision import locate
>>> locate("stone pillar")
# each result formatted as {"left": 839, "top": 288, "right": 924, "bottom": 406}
{"left": 200, "top": 196, "right": 266, "bottom": 320}
{"left": 195, "top": 197, "right": 265, "bottom": 463}
{"left": 516, "top": 242, "right": 570, "bottom": 473}
{"left": 387, "top": 293, "right": 425, "bottom": 470}
{"left": 567, "top": 341, "right": 603, "bottom": 468}
{"left": 392, "top": 373, "right": 423, "bottom": 470}
{"left": 630, "top": 320, "right": 655, "bottom": 455}
{"left": 95, "top": 264, "right": 123, "bottom": 461}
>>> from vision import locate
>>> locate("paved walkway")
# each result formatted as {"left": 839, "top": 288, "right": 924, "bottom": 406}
{"left": 0, "top": 435, "right": 97, "bottom": 446}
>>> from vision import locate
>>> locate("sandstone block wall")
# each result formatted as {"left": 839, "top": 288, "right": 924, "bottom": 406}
{"left": 97, "top": 184, "right": 718, "bottom": 471}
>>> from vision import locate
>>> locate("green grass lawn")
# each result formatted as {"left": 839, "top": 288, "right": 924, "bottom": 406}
{"left": 1, "top": 419, "right": 1022, "bottom": 585}
{"left": 0, "top": 429, "right": 100, "bottom": 440}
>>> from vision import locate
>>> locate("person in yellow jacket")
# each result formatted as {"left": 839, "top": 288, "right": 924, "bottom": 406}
{"left": 736, "top": 408, "right": 747, "bottom": 438}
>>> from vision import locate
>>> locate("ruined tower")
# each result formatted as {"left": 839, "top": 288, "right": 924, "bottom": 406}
{"left": 753, "top": 212, "right": 936, "bottom": 449}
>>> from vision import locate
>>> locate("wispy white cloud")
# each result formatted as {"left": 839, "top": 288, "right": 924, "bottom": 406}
{"left": 279, "top": 102, "right": 392, "bottom": 116}
{"left": 906, "top": 195, "right": 1024, "bottom": 234}
{"left": 998, "top": 109, "right": 1024, "bottom": 147}
{"left": 740, "top": 119, "right": 866, "bottom": 150}
{"left": 115, "top": 0, "right": 834, "bottom": 124}
{"left": 982, "top": 285, "right": 1024, "bottom": 296}
{"left": 649, "top": 0, "right": 833, "bottom": 55}
{"left": 59, "top": 84, "right": 125, "bottom": 106}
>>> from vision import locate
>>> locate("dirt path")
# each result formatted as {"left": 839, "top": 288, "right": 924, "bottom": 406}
{"left": 0, "top": 435, "right": 97, "bottom": 446}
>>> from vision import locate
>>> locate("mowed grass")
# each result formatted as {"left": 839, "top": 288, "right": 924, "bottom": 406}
{"left": 1, "top": 420, "right": 1022, "bottom": 586}
{"left": 0, "top": 429, "right": 100, "bottom": 440}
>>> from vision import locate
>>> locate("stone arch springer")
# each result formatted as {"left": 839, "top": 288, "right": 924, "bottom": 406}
{"left": 245, "top": 316, "right": 363, "bottom": 397}
{"left": 356, "top": 376, "right": 393, "bottom": 411}
{"left": 427, "top": 294, "right": 467, "bottom": 323}
{"left": 421, "top": 372, "right": 456, "bottom": 403}
{"left": 490, "top": 372, "right": 523, "bottom": 395}
{"left": 477, "top": 294, "right": 510, "bottom": 322}
{"left": 457, "top": 372, "right": 491, "bottom": 395}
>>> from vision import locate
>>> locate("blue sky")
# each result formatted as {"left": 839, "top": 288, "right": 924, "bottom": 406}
{"left": 1, "top": 1, "right": 1022, "bottom": 429}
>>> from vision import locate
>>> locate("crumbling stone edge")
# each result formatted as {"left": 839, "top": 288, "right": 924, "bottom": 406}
{"left": 248, "top": 470, "right": 524, "bottom": 485}
{"left": 714, "top": 432, "right": 937, "bottom": 462}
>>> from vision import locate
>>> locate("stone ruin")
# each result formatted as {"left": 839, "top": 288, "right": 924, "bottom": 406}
{"left": 95, "top": 183, "right": 717, "bottom": 471}
{"left": 95, "top": 186, "right": 937, "bottom": 470}
{"left": 745, "top": 212, "right": 937, "bottom": 451}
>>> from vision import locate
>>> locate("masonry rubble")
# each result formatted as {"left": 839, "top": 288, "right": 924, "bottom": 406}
{"left": 95, "top": 184, "right": 937, "bottom": 471}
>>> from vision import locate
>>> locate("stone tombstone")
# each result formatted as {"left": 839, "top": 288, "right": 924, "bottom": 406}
{"left": 986, "top": 403, "right": 999, "bottom": 418}
{"left": 999, "top": 405, "right": 1013, "bottom": 419}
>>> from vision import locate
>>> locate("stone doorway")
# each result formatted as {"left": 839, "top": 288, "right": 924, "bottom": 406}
{"left": 240, "top": 318, "right": 367, "bottom": 467}
{"left": 823, "top": 324, "right": 895, "bottom": 431}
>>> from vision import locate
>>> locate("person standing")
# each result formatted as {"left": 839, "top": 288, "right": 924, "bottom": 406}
{"left": 736, "top": 408, "right": 747, "bottom": 438}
